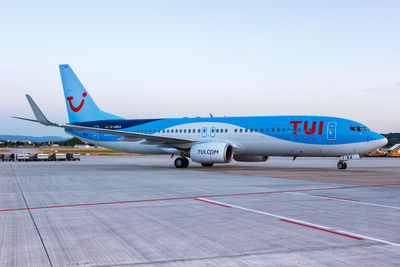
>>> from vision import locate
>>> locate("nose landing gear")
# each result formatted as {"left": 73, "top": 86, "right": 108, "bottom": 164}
{"left": 337, "top": 160, "right": 347, "bottom": 170}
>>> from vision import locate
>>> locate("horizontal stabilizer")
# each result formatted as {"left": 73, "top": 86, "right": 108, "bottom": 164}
{"left": 12, "top": 116, "right": 44, "bottom": 124}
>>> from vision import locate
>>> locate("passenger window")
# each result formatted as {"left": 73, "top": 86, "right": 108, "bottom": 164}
{"left": 245, "top": 129, "right": 248, "bottom": 132}
{"left": 198, "top": 129, "right": 201, "bottom": 133}
{"left": 260, "top": 129, "right": 263, "bottom": 132}
{"left": 298, "top": 128, "right": 301, "bottom": 133}
{"left": 271, "top": 129, "right": 274, "bottom": 132}
{"left": 225, "top": 129, "right": 228, "bottom": 133}
{"left": 266, "top": 129, "right": 269, "bottom": 132}
{"left": 211, "top": 129, "right": 215, "bottom": 133}
{"left": 184, "top": 129, "right": 187, "bottom": 133}
{"left": 239, "top": 129, "right": 243, "bottom": 133}
{"left": 255, "top": 129, "right": 258, "bottom": 132}
{"left": 188, "top": 129, "right": 191, "bottom": 133}
{"left": 277, "top": 129, "right": 280, "bottom": 133}
{"left": 216, "top": 129, "right": 219, "bottom": 133}
{"left": 235, "top": 129, "right": 238, "bottom": 133}
{"left": 179, "top": 129, "right": 182, "bottom": 133}
{"left": 282, "top": 128, "right": 285, "bottom": 132}
{"left": 287, "top": 128, "right": 291, "bottom": 132}
{"left": 250, "top": 129, "right": 253, "bottom": 132}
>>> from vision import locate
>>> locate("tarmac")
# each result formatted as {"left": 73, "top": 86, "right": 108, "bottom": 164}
{"left": 1, "top": 155, "right": 400, "bottom": 266}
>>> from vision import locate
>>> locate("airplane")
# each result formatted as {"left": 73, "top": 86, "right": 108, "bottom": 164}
{"left": 14, "top": 64, "right": 388, "bottom": 169}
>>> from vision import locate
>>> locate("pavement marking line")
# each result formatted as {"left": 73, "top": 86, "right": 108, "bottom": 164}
{"left": 1, "top": 183, "right": 399, "bottom": 213}
{"left": 287, "top": 192, "right": 400, "bottom": 210}
{"left": 195, "top": 198, "right": 231, "bottom": 208}
{"left": 279, "top": 219, "right": 363, "bottom": 240}
{"left": 199, "top": 198, "right": 400, "bottom": 247}
{"left": 308, "top": 193, "right": 360, "bottom": 202}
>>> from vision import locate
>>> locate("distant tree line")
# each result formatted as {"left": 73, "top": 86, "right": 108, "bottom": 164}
{"left": 0, "top": 137, "right": 86, "bottom": 148}
{"left": 0, "top": 141, "right": 31, "bottom": 147}
{"left": 383, "top": 133, "right": 400, "bottom": 147}
{"left": 56, "top": 137, "right": 86, "bottom": 146}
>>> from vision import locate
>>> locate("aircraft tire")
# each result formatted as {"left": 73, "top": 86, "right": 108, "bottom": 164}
{"left": 337, "top": 161, "right": 347, "bottom": 170}
{"left": 175, "top": 157, "right": 189, "bottom": 168}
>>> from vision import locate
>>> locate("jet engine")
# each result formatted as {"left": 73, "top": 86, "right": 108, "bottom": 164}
{"left": 190, "top": 142, "right": 233, "bottom": 164}
{"left": 233, "top": 154, "right": 268, "bottom": 162}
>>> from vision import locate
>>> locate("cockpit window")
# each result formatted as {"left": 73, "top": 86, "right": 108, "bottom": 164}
{"left": 350, "top": 126, "right": 370, "bottom": 132}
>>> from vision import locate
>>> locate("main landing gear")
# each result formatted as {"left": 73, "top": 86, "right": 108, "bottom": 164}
{"left": 337, "top": 160, "right": 347, "bottom": 170}
{"left": 174, "top": 157, "right": 189, "bottom": 168}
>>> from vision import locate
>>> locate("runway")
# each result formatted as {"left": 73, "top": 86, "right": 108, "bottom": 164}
{"left": 1, "top": 156, "right": 400, "bottom": 266}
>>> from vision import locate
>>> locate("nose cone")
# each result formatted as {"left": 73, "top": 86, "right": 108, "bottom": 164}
{"left": 381, "top": 136, "right": 388, "bottom": 147}
{"left": 371, "top": 133, "right": 388, "bottom": 148}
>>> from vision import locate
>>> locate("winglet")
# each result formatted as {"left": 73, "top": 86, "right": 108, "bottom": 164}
{"left": 23, "top": 94, "right": 54, "bottom": 126}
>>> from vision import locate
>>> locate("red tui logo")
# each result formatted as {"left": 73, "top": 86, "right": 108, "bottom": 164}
{"left": 290, "top": 121, "right": 324, "bottom": 135}
{"left": 67, "top": 92, "right": 87, "bottom": 112}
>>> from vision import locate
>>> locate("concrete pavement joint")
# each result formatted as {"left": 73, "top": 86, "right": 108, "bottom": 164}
{"left": 287, "top": 192, "right": 400, "bottom": 210}
{"left": 9, "top": 163, "right": 54, "bottom": 267}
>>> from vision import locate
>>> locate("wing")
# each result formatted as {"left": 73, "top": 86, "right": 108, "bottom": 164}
{"left": 13, "top": 95, "right": 194, "bottom": 146}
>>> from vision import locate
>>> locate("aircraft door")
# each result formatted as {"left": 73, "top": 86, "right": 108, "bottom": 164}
{"left": 201, "top": 127, "right": 208, "bottom": 137}
{"left": 327, "top": 122, "right": 337, "bottom": 141}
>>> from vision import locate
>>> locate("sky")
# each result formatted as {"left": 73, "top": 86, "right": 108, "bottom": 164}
{"left": 0, "top": 0, "right": 399, "bottom": 137}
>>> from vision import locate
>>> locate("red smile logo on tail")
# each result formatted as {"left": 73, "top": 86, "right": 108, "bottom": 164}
{"left": 67, "top": 92, "right": 87, "bottom": 112}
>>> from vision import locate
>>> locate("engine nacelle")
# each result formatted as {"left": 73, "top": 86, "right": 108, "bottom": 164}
{"left": 190, "top": 142, "right": 233, "bottom": 164}
{"left": 233, "top": 154, "right": 268, "bottom": 162}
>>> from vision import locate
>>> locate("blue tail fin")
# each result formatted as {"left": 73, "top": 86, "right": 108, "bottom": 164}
{"left": 59, "top": 64, "right": 123, "bottom": 123}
